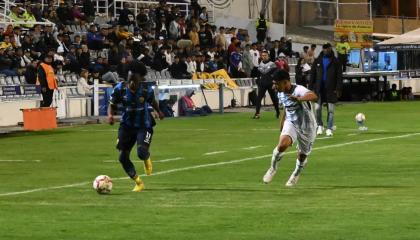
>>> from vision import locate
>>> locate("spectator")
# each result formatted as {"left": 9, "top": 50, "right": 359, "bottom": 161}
{"left": 307, "top": 44, "right": 317, "bottom": 65}
{"left": 215, "top": 26, "right": 227, "bottom": 50}
{"left": 249, "top": 43, "right": 260, "bottom": 77}
{"left": 242, "top": 44, "right": 253, "bottom": 77}
{"left": 136, "top": 8, "right": 150, "bottom": 32}
{"left": 0, "top": 47, "right": 18, "bottom": 76}
{"left": 300, "top": 46, "right": 310, "bottom": 59}
{"left": 78, "top": 44, "right": 91, "bottom": 69}
{"left": 275, "top": 53, "right": 290, "bottom": 72}
{"left": 24, "top": 60, "right": 38, "bottom": 84}
{"left": 83, "top": 0, "right": 96, "bottom": 21}
{"left": 170, "top": 55, "right": 191, "bottom": 79}
{"left": 229, "top": 45, "right": 245, "bottom": 78}
{"left": 77, "top": 69, "right": 93, "bottom": 96}
{"left": 199, "top": 7, "right": 209, "bottom": 25}
{"left": 0, "top": 35, "right": 13, "bottom": 50}
{"left": 118, "top": 3, "right": 134, "bottom": 26}
{"left": 169, "top": 16, "right": 181, "bottom": 40}
{"left": 295, "top": 57, "right": 311, "bottom": 87}
{"left": 22, "top": 6, "right": 37, "bottom": 28}
{"left": 186, "top": 55, "right": 197, "bottom": 74}
{"left": 179, "top": 89, "right": 212, "bottom": 116}
{"left": 309, "top": 43, "right": 342, "bottom": 137}
{"left": 270, "top": 40, "right": 281, "bottom": 62}
{"left": 189, "top": 26, "right": 200, "bottom": 47}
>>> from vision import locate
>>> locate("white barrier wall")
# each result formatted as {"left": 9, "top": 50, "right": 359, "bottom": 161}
{"left": 0, "top": 100, "right": 38, "bottom": 126}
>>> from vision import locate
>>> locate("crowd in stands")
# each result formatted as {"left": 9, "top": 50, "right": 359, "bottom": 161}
{"left": 0, "top": 0, "right": 301, "bottom": 89}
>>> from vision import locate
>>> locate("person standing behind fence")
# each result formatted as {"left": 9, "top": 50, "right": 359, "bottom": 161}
{"left": 309, "top": 43, "right": 342, "bottom": 137}
{"left": 256, "top": 14, "right": 268, "bottom": 43}
{"left": 336, "top": 36, "right": 350, "bottom": 72}
{"left": 253, "top": 50, "right": 279, "bottom": 119}
{"left": 37, "top": 55, "right": 58, "bottom": 107}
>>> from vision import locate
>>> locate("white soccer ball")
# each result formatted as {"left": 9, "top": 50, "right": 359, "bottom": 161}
{"left": 355, "top": 113, "right": 366, "bottom": 123}
{"left": 93, "top": 175, "right": 113, "bottom": 194}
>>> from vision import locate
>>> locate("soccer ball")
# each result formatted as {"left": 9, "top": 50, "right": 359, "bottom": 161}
{"left": 355, "top": 113, "right": 366, "bottom": 123}
{"left": 93, "top": 175, "right": 113, "bottom": 194}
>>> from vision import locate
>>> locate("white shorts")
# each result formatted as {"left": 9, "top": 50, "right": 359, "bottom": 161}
{"left": 281, "top": 120, "right": 316, "bottom": 155}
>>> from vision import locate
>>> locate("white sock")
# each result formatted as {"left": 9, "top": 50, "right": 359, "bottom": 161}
{"left": 271, "top": 147, "right": 284, "bottom": 170}
{"left": 293, "top": 159, "right": 307, "bottom": 176}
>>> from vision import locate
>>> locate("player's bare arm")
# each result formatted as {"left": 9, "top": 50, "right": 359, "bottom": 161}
{"left": 288, "top": 91, "right": 318, "bottom": 102}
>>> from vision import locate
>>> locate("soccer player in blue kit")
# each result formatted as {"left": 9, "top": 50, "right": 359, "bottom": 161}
{"left": 108, "top": 61, "right": 164, "bottom": 192}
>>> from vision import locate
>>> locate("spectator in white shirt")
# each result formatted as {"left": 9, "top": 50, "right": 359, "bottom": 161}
{"left": 77, "top": 69, "right": 93, "bottom": 96}
{"left": 249, "top": 43, "right": 261, "bottom": 77}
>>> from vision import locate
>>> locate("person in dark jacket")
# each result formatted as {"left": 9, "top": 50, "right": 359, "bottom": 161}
{"left": 118, "top": 3, "right": 134, "bottom": 26}
{"left": 169, "top": 55, "right": 190, "bottom": 79}
{"left": 309, "top": 43, "right": 342, "bottom": 137}
{"left": 253, "top": 50, "right": 279, "bottom": 119}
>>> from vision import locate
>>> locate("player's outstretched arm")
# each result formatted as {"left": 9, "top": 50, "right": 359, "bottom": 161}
{"left": 107, "top": 103, "right": 117, "bottom": 125}
{"left": 292, "top": 91, "right": 318, "bottom": 102}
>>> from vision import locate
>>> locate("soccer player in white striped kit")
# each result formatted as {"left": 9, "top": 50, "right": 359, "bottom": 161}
{"left": 263, "top": 70, "right": 318, "bottom": 187}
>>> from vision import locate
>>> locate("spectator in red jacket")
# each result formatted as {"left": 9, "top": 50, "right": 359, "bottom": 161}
{"left": 275, "top": 53, "right": 289, "bottom": 72}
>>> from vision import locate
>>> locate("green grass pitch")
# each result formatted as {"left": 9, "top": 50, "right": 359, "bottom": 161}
{"left": 1, "top": 102, "right": 420, "bottom": 239}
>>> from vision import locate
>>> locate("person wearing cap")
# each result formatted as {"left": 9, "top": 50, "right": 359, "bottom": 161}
{"left": 309, "top": 43, "right": 342, "bottom": 137}
{"left": 179, "top": 89, "right": 212, "bottom": 116}
{"left": 36, "top": 54, "right": 57, "bottom": 107}
{"left": 108, "top": 61, "right": 164, "bottom": 192}
{"left": 275, "top": 53, "right": 290, "bottom": 72}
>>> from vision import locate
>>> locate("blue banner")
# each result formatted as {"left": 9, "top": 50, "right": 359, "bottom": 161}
{"left": 1, "top": 85, "right": 21, "bottom": 96}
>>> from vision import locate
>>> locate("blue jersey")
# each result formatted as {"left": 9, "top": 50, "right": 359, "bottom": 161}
{"left": 109, "top": 82, "right": 156, "bottom": 129}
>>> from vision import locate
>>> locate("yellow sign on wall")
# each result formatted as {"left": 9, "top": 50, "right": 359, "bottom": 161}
{"left": 334, "top": 20, "right": 374, "bottom": 49}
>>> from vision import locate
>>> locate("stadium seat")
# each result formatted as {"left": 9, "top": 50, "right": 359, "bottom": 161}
{"left": 5, "top": 77, "right": 13, "bottom": 85}
{"left": 0, "top": 77, "right": 6, "bottom": 85}
{"left": 71, "top": 75, "right": 79, "bottom": 83}
{"left": 163, "top": 70, "right": 172, "bottom": 78}
{"left": 20, "top": 76, "right": 26, "bottom": 84}
{"left": 155, "top": 71, "right": 162, "bottom": 79}
{"left": 148, "top": 71, "right": 157, "bottom": 79}
{"left": 13, "top": 76, "right": 20, "bottom": 85}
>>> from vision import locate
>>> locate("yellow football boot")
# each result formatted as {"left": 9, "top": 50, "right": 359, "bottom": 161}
{"left": 132, "top": 175, "right": 145, "bottom": 192}
{"left": 143, "top": 158, "right": 153, "bottom": 175}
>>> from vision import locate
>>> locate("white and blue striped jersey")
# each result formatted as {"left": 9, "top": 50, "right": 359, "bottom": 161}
{"left": 278, "top": 85, "right": 316, "bottom": 131}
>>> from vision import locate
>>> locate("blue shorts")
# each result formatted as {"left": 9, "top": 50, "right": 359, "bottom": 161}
{"left": 116, "top": 125, "right": 153, "bottom": 151}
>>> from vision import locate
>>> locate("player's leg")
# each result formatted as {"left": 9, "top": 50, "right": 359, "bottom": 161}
{"left": 267, "top": 87, "right": 280, "bottom": 118}
{"left": 263, "top": 121, "right": 297, "bottom": 183}
{"left": 136, "top": 128, "right": 153, "bottom": 175}
{"left": 263, "top": 135, "right": 292, "bottom": 183}
{"left": 117, "top": 126, "right": 144, "bottom": 192}
{"left": 326, "top": 103, "right": 335, "bottom": 136}
{"left": 254, "top": 85, "right": 267, "bottom": 118}
{"left": 314, "top": 98, "right": 324, "bottom": 135}
{"left": 286, "top": 128, "right": 316, "bottom": 187}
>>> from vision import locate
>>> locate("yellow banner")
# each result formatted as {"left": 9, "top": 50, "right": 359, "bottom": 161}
{"left": 192, "top": 69, "right": 239, "bottom": 90}
{"left": 334, "top": 20, "right": 373, "bottom": 49}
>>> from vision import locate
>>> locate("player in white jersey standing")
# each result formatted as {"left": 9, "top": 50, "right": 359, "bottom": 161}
{"left": 263, "top": 69, "right": 318, "bottom": 187}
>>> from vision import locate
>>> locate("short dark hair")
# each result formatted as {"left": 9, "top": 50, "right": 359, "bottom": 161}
{"left": 129, "top": 60, "right": 147, "bottom": 77}
{"left": 272, "top": 69, "right": 290, "bottom": 82}
{"left": 311, "top": 44, "right": 316, "bottom": 48}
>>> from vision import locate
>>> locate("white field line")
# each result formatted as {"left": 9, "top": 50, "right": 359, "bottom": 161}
{"left": 154, "top": 157, "right": 184, "bottom": 163}
{"left": 1, "top": 132, "right": 419, "bottom": 197}
{"left": 0, "top": 160, "right": 41, "bottom": 163}
{"left": 242, "top": 145, "right": 264, "bottom": 150}
{"left": 203, "top": 151, "right": 228, "bottom": 156}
